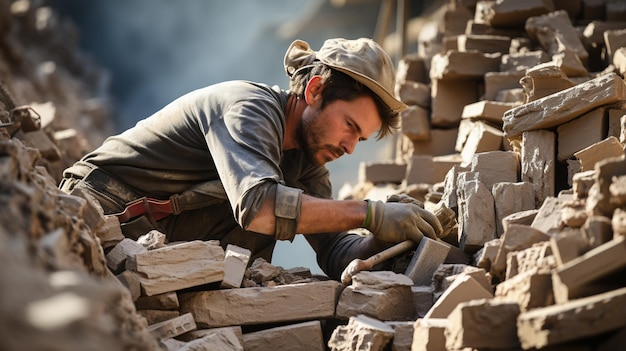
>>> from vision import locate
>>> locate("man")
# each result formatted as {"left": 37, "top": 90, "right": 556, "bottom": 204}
{"left": 59, "top": 38, "right": 442, "bottom": 281}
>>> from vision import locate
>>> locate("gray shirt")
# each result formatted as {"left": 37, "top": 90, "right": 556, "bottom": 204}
{"left": 79, "top": 80, "right": 332, "bottom": 228}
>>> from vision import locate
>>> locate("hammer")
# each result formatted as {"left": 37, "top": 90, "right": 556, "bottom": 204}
{"left": 340, "top": 240, "right": 416, "bottom": 285}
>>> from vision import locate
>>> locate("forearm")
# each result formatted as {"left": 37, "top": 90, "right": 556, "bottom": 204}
{"left": 245, "top": 191, "right": 367, "bottom": 235}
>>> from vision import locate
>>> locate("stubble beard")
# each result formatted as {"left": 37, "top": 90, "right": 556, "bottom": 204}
{"left": 297, "top": 111, "right": 342, "bottom": 166}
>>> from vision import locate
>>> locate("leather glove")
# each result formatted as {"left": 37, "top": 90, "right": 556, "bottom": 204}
{"left": 386, "top": 194, "right": 443, "bottom": 240}
{"left": 363, "top": 200, "right": 442, "bottom": 244}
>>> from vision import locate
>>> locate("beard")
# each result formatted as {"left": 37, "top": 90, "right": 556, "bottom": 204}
{"left": 297, "top": 109, "right": 344, "bottom": 166}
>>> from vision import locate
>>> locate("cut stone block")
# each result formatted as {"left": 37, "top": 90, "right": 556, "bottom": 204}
{"left": 412, "top": 286, "right": 434, "bottom": 319}
{"left": 412, "top": 318, "right": 447, "bottom": 351}
{"left": 423, "top": 274, "right": 493, "bottom": 319}
{"left": 503, "top": 73, "right": 626, "bottom": 138}
{"left": 456, "top": 175, "right": 496, "bottom": 253}
{"left": 432, "top": 265, "right": 491, "bottom": 301}
{"left": 147, "top": 312, "right": 196, "bottom": 341}
{"left": 220, "top": 244, "right": 251, "bottom": 289}
{"left": 574, "top": 136, "right": 625, "bottom": 172}
{"left": 495, "top": 268, "right": 553, "bottom": 311}
{"left": 135, "top": 292, "right": 179, "bottom": 311}
{"left": 177, "top": 326, "right": 243, "bottom": 344}
{"left": 525, "top": 10, "right": 588, "bottom": 62}
{"left": 328, "top": 314, "right": 394, "bottom": 351}
{"left": 506, "top": 242, "right": 555, "bottom": 280}
{"left": 337, "top": 271, "right": 414, "bottom": 321}
{"left": 457, "top": 34, "right": 511, "bottom": 54}
{"left": 445, "top": 299, "right": 520, "bottom": 350}
{"left": 470, "top": 150, "right": 519, "bottom": 191}
{"left": 431, "top": 79, "right": 479, "bottom": 127}
{"left": 243, "top": 321, "right": 324, "bottom": 351}
{"left": 396, "top": 54, "right": 428, "bottom": 84}
{"left": 550, "top": 230, "right": 589, "bottom": 267}
{"left": 401, "top": 105, "right": 430, "bottom": 142}
{"left": 557, "top": 108, "right": 607, "bottom": 162}
{"left": 94, "top": 215, "right": 124, "bottom": 251}
{"left": 460, "top": 122, "right": 503, "bottom": 166}
{"left": 500, "top": 50, "right": 550, "bottom": 73}
{"left": 404, "top": 237, "right": 451, "bottom": 286}
{"left": 396, "top": 81, "right": 430, "bottom": 108}
{"left": 106, "top": 238, "right": 147, "bottom": 274}
{"left": 139, "top": 310, "right": 180, "bottom": 326}
{"left": 461, "top": 100, "right": 516, "bottom": 125}
{"left": 386, "top": 321, "right": 413, "bottom": 351}
{"left": 552, "top": 236, "right": 626, "bottom": 303}
{"left": 411, "top": 128, "right": 458, "bottom": 157}
{"left": 179, "top": 280, "right": 341, "bottom": 328}
{"left": 358, "top": 160, "right": 407, "bottom": 184}
{"left": 491, "top": 224, "right": 551, "bottom": 280}
{"left": 429, "top": 51, "right": 500, "bottom": 81}
{"left": 517, "top": 286, "right": 626, "bottom": 349}
{"left": 521, "top": 129, "right": 556, "bottom": 208}
{"left": 478, "top": 0, "right": 554, "bottom": 28}
{"left": 126, "top": 240, "right": 224, "bottom": 296}
{"left": 492, "top": 182, "right": 535, "bottom": 237}
{"left": 405, "top": 154, "right": 462, "bottom": 185}
{"left": 484, "top": 71, "right": 525, "bottom": 101}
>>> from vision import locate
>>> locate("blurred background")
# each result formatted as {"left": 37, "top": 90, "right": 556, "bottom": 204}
{"left": 49, "top": 0, "right": 431, "bottom": 274}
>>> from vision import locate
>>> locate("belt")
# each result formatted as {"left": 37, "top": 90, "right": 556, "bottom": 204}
{"left": 114, "top": 196, "right": 179, "bottom": 223}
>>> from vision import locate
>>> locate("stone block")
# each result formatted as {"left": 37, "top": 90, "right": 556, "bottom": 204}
{"left": 460, "top": 122, "right": 503, "bottom": 166}
{"left": 358, "top": 160, "right": 407, "bottom": 185}
{"left": 478, "top": 0, "right": 554, "bottom": 28}
{"left": 495, "top": 268, "right": 553, "bottom": 311}
{"left": 457, "top": 34, "right": 511, "bottom": 54}
{"left": 456, "top": 175, "right": 496, "bottom": 253}
{"left": 337, "top": 271, "right": 414, "bottom": 321}
{"left": 147, "top": 312, "right": 196, "bottom": 341}
{"left": 525, "top": 10, "right": 588, "bottom": 62}
{"left": 127, "top": 240, "right": 225, "bottom": 296}
{"left": 401, "top": 105, "right": 430, "bottom": 142}
{"left": 404, "top": 237, "right": 451, "bottom": 286}
{"left": 328, "top": 315, "right": 394, "bottom": 351}
{"left": 445, "top": 299, "right": 520, "bottom": 350}
{"left": 431, "top": 79, "right": 479, "bottom": 127}
{"left": 243, "top": 321, "right": 324, "bottom": 351}
{"left": 492, "top": 182, "right": 535, "bottom": 237}
{"left": 500, "top": 50, "right": 550, "bottom": 73}
{"left": 552, "top": 236, "right": 626, "bottom": 303}
{"left": 461, "top": 100, "right": 517, "bottom": 125}
{"left": 484, "top": 71, "right": 525, "bottom": 101}
{"left": 411, "top": 318, "right": 447, "bottom": 351}
{"left": 411, "top": 128, "right": 458, "bottom": 157}
{"left": 429, "top": 51, "right": 500, "bottom": 81}
{"left": 557, "top": 107, "right": 607, "bottom": 162}
{"left": 220, "top": 244, "right": 251, "bottom": 289}
{"left": 106, "top": 238, "right": 147, "bottom": 274}
{"left": 517, "top": 286, "right": 626, "bottom": 349}
{"left": 395, "top": 81, "right": 430, "bottom": 108}
{"left": 423, "top": 274, "right": 493, "bottom": 319}
{"left": 574, "top": 136, "right": 625, "bottom": 172}
{"left": 503, "top": 72, "right": 626, "bottom": 138}
{"left": 179, "top": 280, "right": 341, "bottom": 328}
{"left": 521, "top": 129, "right": 556, "bottom": 208}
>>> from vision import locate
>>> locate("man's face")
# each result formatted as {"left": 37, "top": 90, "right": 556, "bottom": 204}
{"left": 299, "top": 95, "right": 382, "bottom": 166}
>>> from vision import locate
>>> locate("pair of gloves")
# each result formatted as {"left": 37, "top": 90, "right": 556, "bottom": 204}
{"left": 363, "top": 194, "right": 443, "bottom": 244}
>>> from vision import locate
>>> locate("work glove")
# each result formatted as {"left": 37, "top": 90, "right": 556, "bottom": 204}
{"left": 362, "top": 199, "right": 442, "bottom": 244}
{"left": 386, "top": 193, "right": 443, "bottom": 240}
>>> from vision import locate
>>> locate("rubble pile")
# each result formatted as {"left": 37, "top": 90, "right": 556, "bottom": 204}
{"left": 1, "top": 0, "right": 626, "bottom": 350}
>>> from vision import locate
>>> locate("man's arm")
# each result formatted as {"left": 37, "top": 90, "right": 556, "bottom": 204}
{"left": 245, "top": 191, "right": 367, "bottom": 235}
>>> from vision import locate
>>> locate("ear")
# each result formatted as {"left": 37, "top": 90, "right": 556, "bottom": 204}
{"left": 304, "top": 75, "right": 323, "bottom": 105}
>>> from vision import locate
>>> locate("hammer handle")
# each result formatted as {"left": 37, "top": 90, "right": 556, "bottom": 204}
{"left": 364, "top": 240, "right": 415, "bottom": 267}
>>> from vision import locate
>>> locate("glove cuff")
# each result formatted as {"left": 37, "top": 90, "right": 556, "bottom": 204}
{"left": 362, "top": 200, "right": 373, "bottom": 228}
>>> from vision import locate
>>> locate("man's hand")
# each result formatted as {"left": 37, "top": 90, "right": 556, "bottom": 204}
{"left": 363, "top": 200, "right": 442, "bottom": 243}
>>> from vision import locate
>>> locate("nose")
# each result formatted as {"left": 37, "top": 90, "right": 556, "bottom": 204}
{"left": 341, "top": 136, "right": 358, "bottom": 155}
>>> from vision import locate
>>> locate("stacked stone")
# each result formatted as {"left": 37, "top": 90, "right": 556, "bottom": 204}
{"left": 346, "top": 0, "right": 626, "bottom": 350}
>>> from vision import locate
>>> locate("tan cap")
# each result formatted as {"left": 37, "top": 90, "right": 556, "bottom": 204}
{"left": 284, "top": 38, "right": 408, "bottom": 113}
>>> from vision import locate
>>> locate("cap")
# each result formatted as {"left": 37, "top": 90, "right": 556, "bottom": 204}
{"left": 284, "top": 38, "right": 408, "bottom": 113}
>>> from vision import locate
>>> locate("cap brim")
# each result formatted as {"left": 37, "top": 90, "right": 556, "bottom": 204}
{"left": 329, "top": 65, "right": 408, "bottom": 113}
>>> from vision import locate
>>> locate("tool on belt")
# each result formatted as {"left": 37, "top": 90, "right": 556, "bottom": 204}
{"left": 113, "top": 179, "right": 228, "bottom": 223}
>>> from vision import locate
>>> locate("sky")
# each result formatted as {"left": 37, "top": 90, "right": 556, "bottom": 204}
{"left": 50, "top": 0, "right": 413, "bottom": 274}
